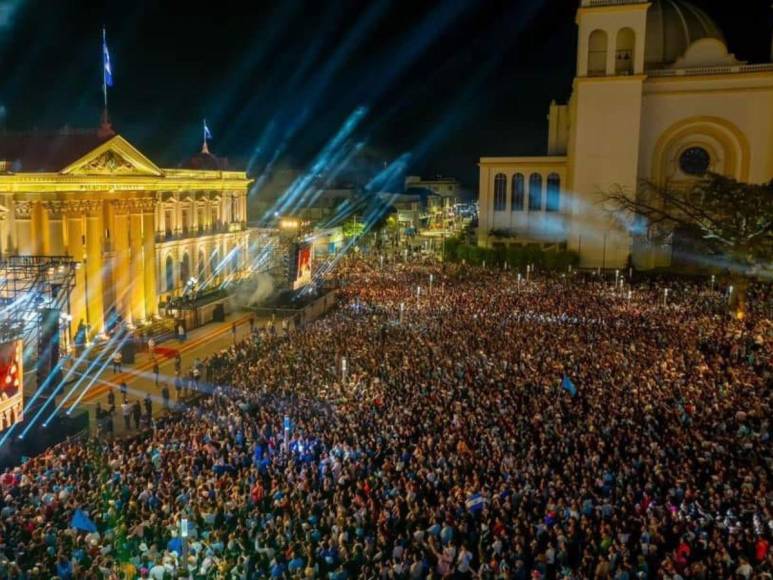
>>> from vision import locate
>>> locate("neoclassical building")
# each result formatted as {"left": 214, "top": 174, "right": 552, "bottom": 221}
{"left": 0, "top": 127, "right": 251, "bottom": 337}
{"left": 478, "top": 0, "right": 773, "bottom": 269}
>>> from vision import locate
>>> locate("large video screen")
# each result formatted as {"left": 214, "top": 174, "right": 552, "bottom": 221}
{"left": 0, "top": 340, "right": 23, "bottom": 433}
{"left": 292, "top": 243, "right": 313, "bottom": 290}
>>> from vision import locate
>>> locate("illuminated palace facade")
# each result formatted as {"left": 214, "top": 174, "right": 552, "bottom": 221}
{"left": 0, "top": 128, "right": 251, "bottom": 337}
{"left": 478, "top": 0, "right": 773, "bottom": 269}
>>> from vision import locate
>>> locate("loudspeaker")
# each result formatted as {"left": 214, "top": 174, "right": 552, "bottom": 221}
{"left": 38, "top": 308, "right": 60, "bottom": 386}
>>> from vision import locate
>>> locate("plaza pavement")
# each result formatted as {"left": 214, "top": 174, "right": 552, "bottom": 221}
{"left": 76, "top": 310, "right": 286, "bottom": 437}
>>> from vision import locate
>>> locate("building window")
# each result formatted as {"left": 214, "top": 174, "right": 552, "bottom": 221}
{"left": 546, "top": 173, "right": 560, "bottom": 212}
{"left": 679, "top": 147, "right": 710, "bottom": 176}
{"left": 588, "top": 29, "right": 608, "bottom": 76}
{"left": 210, "top": 249, "right": 220, "bottom": 278}
{"left": 165, "top": 255, "right": 175, "bottom": 292}
{"left": 180, "top": 253, "right": 191, "bottom": 287}
{"left": 198, "top": 250, "right": 206, "bottom": 280}
{"left": 164, "top": 210, "right": 173, "bottom": 236}
{"left": 231, "top": 196, "right": 238, "bottom": 222}
{"left": 511, "top": 173, "right": 524, "bottom": 211}
{"left": 528, "top": 173, "right": 542, "bottom": 211}
{"left": 493, "top": 173, "right": 507, "bottom": 211}
{"left": 615, "top": 28, "right": 635, "bottom": 75}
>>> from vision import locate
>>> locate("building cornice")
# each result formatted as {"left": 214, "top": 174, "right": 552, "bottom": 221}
{"left": 0, "top": 173, "right": 251, "bottom": 194}
{"left": 479, "top": 156, "right": 567, "bottom": 165}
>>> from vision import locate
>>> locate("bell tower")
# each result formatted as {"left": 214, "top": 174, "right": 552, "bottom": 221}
{"left": 566, "top": 0, "right": 650, "bottom": 269}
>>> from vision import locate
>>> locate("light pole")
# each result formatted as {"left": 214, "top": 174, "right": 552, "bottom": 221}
{"left": 602, "top": 232, "right": 608, "bottom": 271}
{"left": 663, "top": 288, "right": 669, "bottom": 307}
{"left": 83, "top": 252, "right": 90, "bottom": 332}
{"left": 399, "top": 302, "right": 404, "bottom": 324}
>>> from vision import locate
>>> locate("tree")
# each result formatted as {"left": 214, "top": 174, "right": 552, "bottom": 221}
{"left": 604, "top": 173, "right": 773, "bottom": 275}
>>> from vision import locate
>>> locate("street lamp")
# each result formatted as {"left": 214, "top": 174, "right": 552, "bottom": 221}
{"left": 663, "top": 288, "right": 669, "bottom": 307}
{"left": 83, "top": 252, "right": 90, "bottom": 330}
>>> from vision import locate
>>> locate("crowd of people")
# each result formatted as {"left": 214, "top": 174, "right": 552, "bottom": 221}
{"left": 0, "top": 260, "right": 770, "bottom": 578}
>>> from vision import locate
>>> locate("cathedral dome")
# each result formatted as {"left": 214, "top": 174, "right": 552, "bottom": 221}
{"left": 644, "top": 0, "right": 725, "bottom": 67}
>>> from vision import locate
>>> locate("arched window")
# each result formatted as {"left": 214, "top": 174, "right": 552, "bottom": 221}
{"left": 528, "top": 173, "right": 542, "bottom": 211}
{"left": 165, "top": 255, "right": 175, "bottom": 292}
{"left": 210, "top": 249, "right": 220, "bottom": 279}
{"left": 546, "top": 173, "right": 560, "bottom": 212}
{"left": 615, "top": 28, "right": 635, "bottom": 75}
{"left": 588, "top": 30, "right": 608, "bottom": 76}
{"left": 180, "top": 253, "right": 191, "bottom": 287}
{"left": 231, "top": 247, "right": 241, "bottom": 274}
{"left": 511, "top": 173, "right": 524, "bottom": 211}
{"left": 231, "top": 196, "right": 239, "bottom": 222}
{"left": 197, "top": 250, "right": 206, "bottom": 280}
{"left": 493, "top": 173, "right": 507, "bottom": 211}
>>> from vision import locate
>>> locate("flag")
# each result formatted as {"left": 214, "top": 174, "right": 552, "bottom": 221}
{"left": 167, "top": 537, "right": 183, "bottom": 554}
{"left": 102, "top": 28, "right": 113, "bottom": 88}
{"left": 70, "top": 508, "right": 97, "bottom": 533}
{"left": 465, "top": 492, "right": 486, "bottom": 513}
{"left": 203, "top": 119, "right": 213, "bottom": 141}
{"left": 561, "top": 374, "right": 577, "bottom": 397}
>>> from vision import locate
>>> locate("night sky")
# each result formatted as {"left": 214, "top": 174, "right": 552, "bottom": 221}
{"left": 0, "top": 0, "right": 770, "bottom": 194}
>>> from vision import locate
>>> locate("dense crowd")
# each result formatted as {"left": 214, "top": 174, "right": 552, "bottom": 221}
{"left": 0, "top": 261, "right": 770, "bottom": 579}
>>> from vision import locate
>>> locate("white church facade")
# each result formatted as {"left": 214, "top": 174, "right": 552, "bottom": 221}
{"left": 477, "top": 0, "right": 773, "bottom": 269}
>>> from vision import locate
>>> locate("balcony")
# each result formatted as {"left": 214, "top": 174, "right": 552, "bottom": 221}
{"left": 155, "top": 222, "right": 247, "bottom": 243}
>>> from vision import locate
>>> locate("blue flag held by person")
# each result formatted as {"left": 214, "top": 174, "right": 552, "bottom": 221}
{"left": 561, "top": 374, "right": 577, "bottom": 397}
{"left": 70, "top": 508, "right": 97, "bottom": 533}
{"left": 465, "top": 492, "right": 486, "bottom": 513}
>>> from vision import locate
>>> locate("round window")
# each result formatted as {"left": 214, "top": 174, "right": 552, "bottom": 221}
{"left": 678, "top": 147, "right": 710, "bottom": 176}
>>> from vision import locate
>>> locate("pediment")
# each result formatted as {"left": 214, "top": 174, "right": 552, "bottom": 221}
{"left": 61, "top": 135, "right": 164, "bottom": 177}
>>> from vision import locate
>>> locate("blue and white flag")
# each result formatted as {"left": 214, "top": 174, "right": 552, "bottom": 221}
{"left": 465, "top": 492, "right": 486, "bottom": 513}
{"left": 561, "top": 374, "right": 577, "bottom": 397}
{"left": 102, "top": 28, "right": 113, "bottom": 88}
{"left": 203, "top": 119, "right": 213, "bottom": 141}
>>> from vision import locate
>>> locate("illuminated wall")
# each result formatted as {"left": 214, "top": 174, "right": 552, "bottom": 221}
{"left": 0, "top": 134, "right": 252, "bottom": 338}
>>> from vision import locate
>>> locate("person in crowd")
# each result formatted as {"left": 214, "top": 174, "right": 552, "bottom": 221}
{"left": 0, "top": 261, "right": 769, "bottom": 578}
{"left": 120, "top": 397, "right": 132, "bottom": 431}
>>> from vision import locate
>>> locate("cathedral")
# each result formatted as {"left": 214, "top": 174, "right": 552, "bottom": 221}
{"left": 0, "top": 124, "right": 251, "bottom": 339}
{"left": 478, "top": 0, "right": 773, "bottom": 269}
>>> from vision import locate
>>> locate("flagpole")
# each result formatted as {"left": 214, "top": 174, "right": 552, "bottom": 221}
{"left": 202, "top": 119, "right": 209, "bottom": 154}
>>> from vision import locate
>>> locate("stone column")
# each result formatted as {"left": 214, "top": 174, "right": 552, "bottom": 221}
{"left": 35, "top": 203, "right": 48, "bottom": 255}
{"left": 129, "top": 209, "right": 146, "bottom": 323}
{"left": 0, "top": 214, "right": 7, "bottom": 257}
{"left": 43, "top": 202, "right": 66, "bottom": 255}
{"left": 84, "top": 201, "right": 105, "bottom": 336}
{"left": 112, "top": 201, "right": 132, "bottom": 324}
{"left": 13, "top": 202, "right": 33, "bottom": 255}
{"left": 65, "top": 206, "right": 86, "bottom": 338}
{"left": 142, "top": 201, "right": 157, "bottom": 318}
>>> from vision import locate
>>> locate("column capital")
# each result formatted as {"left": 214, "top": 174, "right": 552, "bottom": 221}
{"left": 118, "top": 198, "right": 156, "bottom": 214}
{"left": 41, "top": 200, "right": 67, "bottom": 219}
{"left": 64, "top": 200, "right": 102, "bottom": 217}
{"left": 13, "top": 201, "right": 32, "bottom": 220}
